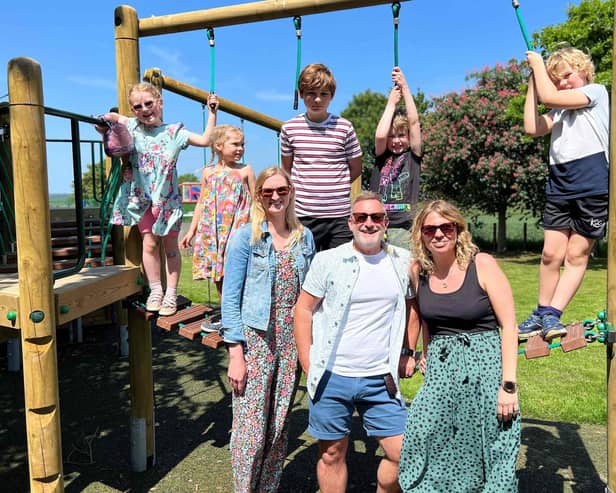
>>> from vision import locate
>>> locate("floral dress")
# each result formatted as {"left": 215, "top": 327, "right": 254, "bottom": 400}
{"left": 111, "top": 119, "right": 190, "bottom": 236}
{"left": 230, "top": 249, "right": 301, "bottom": 493}
{"left": 192, "top": 166, "right": 251, "bottom": 281}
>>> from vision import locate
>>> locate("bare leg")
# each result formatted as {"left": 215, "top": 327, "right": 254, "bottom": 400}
{"left": 162, "top": 234, "right": 181, "bottom": 291}
{"left": 549, "top": 233, "right": 594, "bottom": 311}
{"left": 376, "top": 434, "right": 402, "bottom": 493}
{"left": 317, "top": 438, "right": 349, "bottom": 493}
{"left": 215, "top": 279, "right": 223, "bottom": 300}
{"left": 537, "top": 229, "right": 569, "bottom": 306}
{"left": 141, "top": 233, "right": 161, "bottom": 284}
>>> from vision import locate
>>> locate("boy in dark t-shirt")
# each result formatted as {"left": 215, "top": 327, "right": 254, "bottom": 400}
{"left": 371, "top": 67, "right": 422, "bottom": 248}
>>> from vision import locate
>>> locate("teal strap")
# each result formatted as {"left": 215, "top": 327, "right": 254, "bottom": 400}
{"left": 392, "top": 2, "right": 401, "bottom": 67}
{"left": 206, "top": 28, "right": 216, "bottom": 104}
{"left": 293, "top": 16, "right": 302, "bottom": 110}
{"left": 202, "top": 103, "right": 208, "bottom": 164}
{"left": 99, "top": 157, "right": 123, "bottom": 263}
{"left": 512, "top": 0, "right": 532, "bottom": 50}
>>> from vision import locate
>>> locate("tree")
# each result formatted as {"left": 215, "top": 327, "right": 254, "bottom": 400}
{"left": 533, "top": 0, "right": 613, "bottom": 91}
{"left": 341, "top": 89, "right": 430, "bottom": 187}
{"left": 178, "top": 172, "right": 199, "bottom": 183}
{"left": 76, "top": 160, "right": 106, "bottom": 204}
{"left": 421, "top": 60, "right": 547, "bottom": 252}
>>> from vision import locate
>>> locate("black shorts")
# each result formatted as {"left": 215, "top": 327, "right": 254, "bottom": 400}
{"left": 299, "top": 216, "right": 352, "bottom": 251}
{"left": 543, "top": 195, "right": 608, "bottom": 239}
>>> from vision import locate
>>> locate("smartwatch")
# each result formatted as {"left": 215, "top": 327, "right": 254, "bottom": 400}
{"left": 401, "top": 348, "right": 415, "bottom": 357}
{"left": 502, "top": 381, "right": 517, "bottom": 394}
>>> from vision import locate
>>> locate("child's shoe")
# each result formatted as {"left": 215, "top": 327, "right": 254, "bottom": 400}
{"left": 201, "top": 319, "right": 222, "bottom": 333}
{"left": 518, "top": 310, "right": 543, "bottom": 340}
{"left": 145, "top": 291, "right": 163, "bottom": 312}
{"left": 542, "top": 314, "right": 567, "bottom": 341}
{"left": 158, "top": 295, "right": 177, "bottom": 317}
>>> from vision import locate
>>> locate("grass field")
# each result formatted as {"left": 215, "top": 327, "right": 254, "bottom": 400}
{"left": 178, "top": 254, "right": 608, "bottom": 426}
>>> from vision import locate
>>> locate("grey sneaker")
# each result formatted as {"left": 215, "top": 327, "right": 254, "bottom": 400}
{"left": 201, "top": 320, "right": 222, "bottom": 333}
{"left": 518, "top": 311, "right": 543, "bottom": 340}
{"left": 542, "top": 314, "right": 567, "bottom": 341}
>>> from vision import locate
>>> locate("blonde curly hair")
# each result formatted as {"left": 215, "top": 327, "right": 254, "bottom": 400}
{"left": 546, "top": 47, "right": 595, "bottom": 84}
{"left": 411, "top": 200, "right": 478, "bottom": 274}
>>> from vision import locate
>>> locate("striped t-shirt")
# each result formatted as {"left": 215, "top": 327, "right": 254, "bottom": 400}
{"left": 280, "top": 113, "right": 362, "bottom": 218}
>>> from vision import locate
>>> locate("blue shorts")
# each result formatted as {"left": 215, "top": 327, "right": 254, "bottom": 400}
{"left": 308, "top": 371, "right": 407, "bottom": 440}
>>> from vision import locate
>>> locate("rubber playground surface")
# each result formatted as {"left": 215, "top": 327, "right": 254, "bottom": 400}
{"left": 0, "top": 324, "right": 607, "bottom": 492}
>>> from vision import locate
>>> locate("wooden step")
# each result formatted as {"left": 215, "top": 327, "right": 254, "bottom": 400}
{"left": 560, "top": 321, "right": 587, "bottom": 352}
{"left": 51, "top": 235, "right": 103, "bottom": 247}
{"left": 178, "top": 320, "right": 206, "bottom": 340}
{"left": 123, "top": 294, "right": 191, "bottom": 321}
{"left": 53, "top": 257, "right": 114, "bottom": 270}
{"left": 52, "top": 244, "right": 111, "bottom": 259}
{"left": 157, "top": 304, "right": 213, "bottom": 331}
{"left": 51, "top": 219, "right": 102, "bottom": 229}
{"left": 0, "top": 263, "right": 17, "bottom": 274}
{"left": 524, "top": 334, "right": 550, "bottom": 359}
{"left": 202, "top": 332, "right": 224, "bottom": 349}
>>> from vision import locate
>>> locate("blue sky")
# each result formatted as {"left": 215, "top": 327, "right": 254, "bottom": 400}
{"left": 0, "top": 0, "right": 579, "bottom": 193}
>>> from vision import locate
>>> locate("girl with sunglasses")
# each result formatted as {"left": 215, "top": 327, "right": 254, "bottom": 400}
{"left": 99, "top": 83, "right": 218, "bottom": 316}
{"left": 180, "top": 124, "right": 255, "bottom": 318}
{"left": 398, "top": 200, "right": 520, "bottom": 492}
{"left": 220, "top": 167, "right": 315, "bottom": 492}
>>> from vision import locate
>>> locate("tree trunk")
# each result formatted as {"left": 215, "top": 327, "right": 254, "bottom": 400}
{"left": 497, "top": 208, "right": 507, "bottom": 253}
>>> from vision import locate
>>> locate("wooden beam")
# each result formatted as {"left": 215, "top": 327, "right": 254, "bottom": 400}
{"left": 138, "top": 0, "right": 410, "bottom": 37}
{"left": 143, "top": 68, "right": 283, "bottom": 132}
{"left": 8, "top": 56, "right": 64, "bottom": 493}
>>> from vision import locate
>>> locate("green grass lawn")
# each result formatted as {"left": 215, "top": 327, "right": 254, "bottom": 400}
{"left": 179, "top": 254, "right": 608, "bottom": 425}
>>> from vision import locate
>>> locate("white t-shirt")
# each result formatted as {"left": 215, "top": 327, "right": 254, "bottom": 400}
{"left": 331, "top": 249, "right": 398, "bottom": 377}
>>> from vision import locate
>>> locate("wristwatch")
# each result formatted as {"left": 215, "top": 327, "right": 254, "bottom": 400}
{"left": 401, "top": 348, "right": 415, "bottom": 357}
{"left": 502, "top": 381, "right": 517, "bottom": 394}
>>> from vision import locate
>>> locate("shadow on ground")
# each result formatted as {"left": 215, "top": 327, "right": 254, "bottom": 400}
{"left": 0, "top": 325, "right": 607, "bottom": 492}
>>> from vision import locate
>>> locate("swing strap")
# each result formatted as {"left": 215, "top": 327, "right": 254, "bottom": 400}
{"left": 511, "top": 0, "right": 532, "bottom": 50}
{"left": 206, "top": 28, "right": 216, "bottom": 108}
{"left": 392, "top": 2, "right": 401, "bottom": 67}
{"left": 293, "top": 16, "right": 302, "bottom": 110}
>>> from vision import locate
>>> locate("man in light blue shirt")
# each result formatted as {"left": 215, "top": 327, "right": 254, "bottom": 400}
{"left": 294, "top": 191, "right": 419, "bottom": 493}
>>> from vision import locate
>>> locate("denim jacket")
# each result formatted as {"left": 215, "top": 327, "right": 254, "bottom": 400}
{"left": 301, "top": 241, "right": 413, "bottom": 399}
{"left": 220, "top": 222, "right": 316, "bottom": 344}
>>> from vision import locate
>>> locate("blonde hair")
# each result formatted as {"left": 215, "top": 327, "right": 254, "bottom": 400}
{"left": 250, "top": 167, "right": 305, "bottom": 247}
{"left": 208, "top": 124, "right": 244, "bottom": 165}
{"left": 546, "top": 47, "right": 595, "bottom": 83}
{"left": 128, "top": 82, "right": 161, "bottom": 101}
{"left": 411, "top": 200, "right": 478, "bottom": 274}
{"left": 391, "top": 111, "right": 410, "bottom": 137}
{"left": 298, "top": 63, "right": 336, "bottom": 97}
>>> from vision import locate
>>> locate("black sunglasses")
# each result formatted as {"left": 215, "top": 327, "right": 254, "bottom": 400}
{"left": 132, "top": 100, "right": 156, "bottom": 112}
{"left": 351, "top": 212, "right": 387, "bottom": 224}
{"left": 421, "top": 222, "right": 457, "bottom": 237}
{"left": 259, "top": 186, "right": 290, "bottom": 198}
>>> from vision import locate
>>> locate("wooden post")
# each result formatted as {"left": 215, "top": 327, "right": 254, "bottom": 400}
{"left": 115, "top": 5, "right": 156, "bottom": 471}
{"left": 138, "top": 0, "right": 410, "bottom": 36}
{"left": 8, "top": 57, "right": 64, "bottom": 492}
{"left": 607, "top": 5, "right": 616, "bottom": 490}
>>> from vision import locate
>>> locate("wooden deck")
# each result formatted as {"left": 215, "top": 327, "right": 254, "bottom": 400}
{"left": 0, "top": 265, "right": 142, "bottom": 330}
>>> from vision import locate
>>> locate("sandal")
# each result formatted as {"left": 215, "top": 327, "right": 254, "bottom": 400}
{"left": 145, "top": 290, "right": 163, "bottom": 312}
{"left": 158, "top": 295, "right": 177, "bottom": 317}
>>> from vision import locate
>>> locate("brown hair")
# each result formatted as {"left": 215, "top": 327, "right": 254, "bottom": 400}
{"left": 298, "top": 63, "right": 336, "bottom": 97}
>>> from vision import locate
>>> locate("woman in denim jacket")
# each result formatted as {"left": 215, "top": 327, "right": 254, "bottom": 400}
{"left": 221, "top": 166, "right": 315, "bottom": 493}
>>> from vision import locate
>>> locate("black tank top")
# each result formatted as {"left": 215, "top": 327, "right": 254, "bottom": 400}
{"left": 417, "top": 260, "right": 498, "bottom": 336}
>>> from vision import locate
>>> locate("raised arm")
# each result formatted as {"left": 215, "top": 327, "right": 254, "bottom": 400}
{"left": 187, "top": 93, "right": 218, "bottom": 147}
{"left": 526, "top": 51, "right": 589, "bottom": 110}
{"left": 523, "top": 74, "right": 553, "bottom": 137}
{"left": 393, "top": 67, "right": 422, "bottom": 157}
{"left": 375, "top": 85, "right": 401, "bottom": 157}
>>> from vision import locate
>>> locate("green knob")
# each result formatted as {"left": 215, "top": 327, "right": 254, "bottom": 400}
{"left": 598, "top": 310, "right": 607, "bottom": 321}
{"left": 30, "top": 310, "right": 45, "bottom": 323}
{"left": 59, "top": 305, "right": 70, "bottom": 314}
{"left": 7, "top": 311, "right": 17, "bottom": 322}
{"left": 136, "top": 275, "right": 145, "bottom": 286}
{"left": 597, "top": 322, "right": 606, "bottom": 332}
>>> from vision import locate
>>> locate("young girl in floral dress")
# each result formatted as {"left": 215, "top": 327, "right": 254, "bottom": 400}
{"left": 101, "top": 83, "right": 218, "bottom": 316}
{"left": 180, "top": 125, "right": 255, "bottom": 303}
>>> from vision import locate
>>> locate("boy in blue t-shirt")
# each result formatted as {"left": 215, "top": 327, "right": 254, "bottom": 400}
{"left": 519, "top": 47, "right": 609, "bottom": 341}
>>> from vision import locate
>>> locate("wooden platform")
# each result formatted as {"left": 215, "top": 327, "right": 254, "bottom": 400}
{"left": 0, "top": 265, "right": 142, "bottom": 329}
{"left": 156, "top": 304, "right": 224, "bottom": 349}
